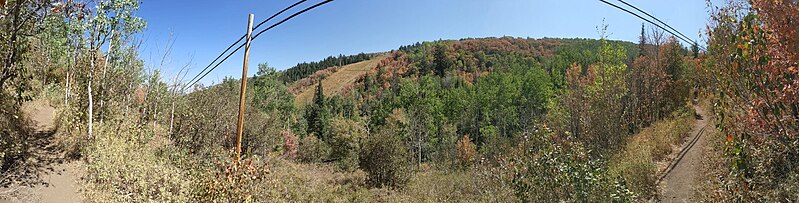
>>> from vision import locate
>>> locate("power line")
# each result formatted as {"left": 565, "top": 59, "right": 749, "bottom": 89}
{"left": 598, "top": 0, "right": 706, "bottom": 51}
{"left": 184, "top": 0, "right": 335, "bottom": 89}
{"left": 251, "top": 0, "right": 333, "bottom": 41}
{"left": 183, "top": 0, "right": 309, "bottom": 90}
{"left": 615, "top": 0, "right": 695, "bottom": 47}
{"left": 599, "top": 0, "right": 694, "bottom": 48}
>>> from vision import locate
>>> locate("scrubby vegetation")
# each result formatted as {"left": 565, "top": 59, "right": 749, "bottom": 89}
{"left": 3, "top": 0, "right": 797, "bottom": 201}
{"left": 697, "top": 0, "right": 799, "bottom": 201}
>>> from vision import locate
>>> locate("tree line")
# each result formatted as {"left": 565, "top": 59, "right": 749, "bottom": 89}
{"left": 279, "top": 52, "right": 372, "bottom": 84}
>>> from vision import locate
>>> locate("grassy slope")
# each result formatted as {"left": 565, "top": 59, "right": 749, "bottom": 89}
{"left": 291, "top": 54, "right": 387, "bottom": 107}
{"left": 287, "top": 38, "right": 638, "bottom": 108}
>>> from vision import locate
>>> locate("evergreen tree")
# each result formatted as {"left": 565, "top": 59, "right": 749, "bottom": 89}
{"left": 638, "top": 23, "right": 647, "bottom": 57}
{"left": 433, "top": 43, "right": 452, "bottom": 77}
{"left": 306, "top": 80, "right": 329, "bottom": 141}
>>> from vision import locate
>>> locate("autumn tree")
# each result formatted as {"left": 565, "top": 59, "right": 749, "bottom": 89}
{"left": 563, "top": 26, "right": 630, "bottom": 156}
{"left": 705, "top": 0, "right": 799, "bottom": 199}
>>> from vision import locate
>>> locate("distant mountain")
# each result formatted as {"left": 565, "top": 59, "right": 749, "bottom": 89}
{"left": 286, "top": 37, "right": 639, "bottom": 107}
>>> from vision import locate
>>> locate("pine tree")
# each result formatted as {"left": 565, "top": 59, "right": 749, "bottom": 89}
{"left": 638, "top": 23, "right": 647, "bottom": 57}
{"left": 433, "top": 43, "right": 452, "bottom": 77}
{"left": 307, "top": 80, "right": 329, "bottom": 141}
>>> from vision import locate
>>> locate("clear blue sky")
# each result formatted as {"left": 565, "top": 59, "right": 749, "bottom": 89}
{"left": 136, "top": 0, "right": 712, "bottom": 85}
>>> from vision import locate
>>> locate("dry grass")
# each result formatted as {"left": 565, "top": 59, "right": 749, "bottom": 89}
{"left": 258, "top": 159, "right": 515, "bottom": 202}
{"left": 81, "top": 120, "right": 198, "bottom": 203}
{"left": 610, "top": 106, "right": 695, "bottom": 198}
{"left": 291, "top": 54, "right": 387, "bottom": 107}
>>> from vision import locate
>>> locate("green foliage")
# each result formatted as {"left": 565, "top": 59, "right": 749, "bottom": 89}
{"left": 298, "top": 134, "right": 331, "bottom": 163}
{"left": 433, "top": 43, "right": 454, "bottom": 77}
{"left": 252, "top": 64, "right": 294, "bottom": 115}
{"left": 359, "top": 109, "right": 412, "bottom": 188}
{"left": 497, "top": 130, "right": 637, "bottom": 202}
{"left": 328, "top": 117, "right": 366, "bottom": 171}
{"left": 563, "top": 35, "right": 632, "bottom": 156}
{"left": 305, "top": 81, "right": 330, "bottom": 141}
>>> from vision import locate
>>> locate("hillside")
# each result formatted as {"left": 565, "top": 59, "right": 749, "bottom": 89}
{"left": 287, "top": 37, "right": 639, "bottom": 108}
{"left": 289, "top": 54, "right": 388, "bottom": 106}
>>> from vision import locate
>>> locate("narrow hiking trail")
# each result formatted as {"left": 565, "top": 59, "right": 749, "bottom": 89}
{"left": 4, "top": 101, "right": 84, "bottom": 203}
{"left": 658, "top": 104, "right": 708, "bottom": 202}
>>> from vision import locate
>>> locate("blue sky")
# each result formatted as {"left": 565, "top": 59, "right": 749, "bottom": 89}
{"left": 136, "top": 0, "right": 711, "bottom": 85}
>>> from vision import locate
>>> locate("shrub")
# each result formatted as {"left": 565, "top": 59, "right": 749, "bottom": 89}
{"left": 83, "top": 122, "right": 197, "bottom": 202}
{"left": 611, "top": 144, "right": 656, "bottom": 197}
{"left": 0, "top": 99, "right": 32, "bottom": 184}
{"left": 398, "top": 168, "right": 517, "bottom": 202}
{"left": 456, "top": 134, "right": 476, "bottom": 168}
{"left": 497, "top": 130, "right": 636, "bottom": 202}
{"left": 359, "top": 125, "right": 411, "bottom": 188}
{"left": 328, "top": 117, "right": 366, "bottom": 171}
{"left": 282, "top": 129, "right": 298, "bottom": 160}
{"left": 298, "top": 135, "right": 331, "bottom": 163}
{"left": 199, "top": 154, "right": 270, "bottom": 203}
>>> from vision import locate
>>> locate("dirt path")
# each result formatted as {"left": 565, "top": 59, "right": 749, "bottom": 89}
{"left": 658, "top": 105, "right": 708, "bottom": 202}
{"left": 2, "top": 101, "right": 84, "bottom": 203}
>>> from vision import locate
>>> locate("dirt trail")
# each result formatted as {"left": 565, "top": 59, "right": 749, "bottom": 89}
{"left": 3, "top": 101, "right": 84, "bottom": 203}
{"left": 658, "top": 105, "right": 708, "bottom": 202}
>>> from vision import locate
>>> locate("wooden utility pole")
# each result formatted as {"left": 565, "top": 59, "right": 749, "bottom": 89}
{"left": 236, "top": 14, "right": 254, "bottom": 162}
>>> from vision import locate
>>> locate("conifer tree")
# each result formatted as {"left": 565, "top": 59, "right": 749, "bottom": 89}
{"left": 307, "top": 80, "right": 329, "bottom": 141}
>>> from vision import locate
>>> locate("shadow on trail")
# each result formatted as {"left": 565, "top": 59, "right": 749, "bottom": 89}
{"left": 1, "top": 103, "right": 69, "bottom": 196}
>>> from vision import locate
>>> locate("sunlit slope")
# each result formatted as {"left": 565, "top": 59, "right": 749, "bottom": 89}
{"left": 291, "top": 54, "right": 387, "bottom": 107}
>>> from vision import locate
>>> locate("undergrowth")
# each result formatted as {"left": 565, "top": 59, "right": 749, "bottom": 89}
{"left": 609, "top": 105, "right": 695, "bottom": 198}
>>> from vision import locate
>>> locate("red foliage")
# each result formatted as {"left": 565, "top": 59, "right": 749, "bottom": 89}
{"left": 709, "top": 0, "right": 799, "bottom": 139}
{"left": 282, "top": 129, "right": 298, "bottom": 160}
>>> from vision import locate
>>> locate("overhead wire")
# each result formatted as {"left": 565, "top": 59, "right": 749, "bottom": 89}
{"left": 598, "top": 0, "right": 706, "bottom": 51}
{"left": 183, "top": 0, "right": 310, "bottom": 90}
{"left": 615, "top": 0, "right": 695, "bottom": 46}
{"left": 184, "top": 0, "right": 334, "bottom": 90}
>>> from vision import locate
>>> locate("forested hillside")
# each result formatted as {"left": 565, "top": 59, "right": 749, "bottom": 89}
{"left": 279, "top": 52, "right": 373, "bottom": 84}
{"left": 1, "top": 0, "right": 797, "bottom": 202}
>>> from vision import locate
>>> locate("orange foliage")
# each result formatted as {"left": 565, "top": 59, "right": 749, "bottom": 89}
{"left": 456, "top": 134, "right": 477, "bottom": 167}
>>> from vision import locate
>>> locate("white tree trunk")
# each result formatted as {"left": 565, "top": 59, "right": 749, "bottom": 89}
{"left": 64, "top": 67, "right": 69, "bottom": 106}
{"left": 88, "top": 73, "right": 93, "bottom": 139}
{"left": 153, "top": 100, "right": 158, "bottom": 135}
{"left": 169, "top": 99, "right": 175, "bottom": 135}
{"left": 124, "top": 83, "right": 131, "bottom": 117}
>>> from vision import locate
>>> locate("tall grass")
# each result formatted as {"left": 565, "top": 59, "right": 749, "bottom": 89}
{"left": 82, "top": 120, "right": 199, "bottom": 202}
{"left": 610, "top": 105, "right": 695, "bottom": 198}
